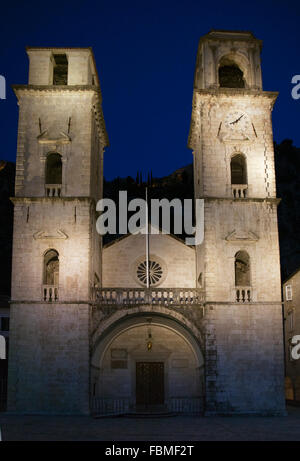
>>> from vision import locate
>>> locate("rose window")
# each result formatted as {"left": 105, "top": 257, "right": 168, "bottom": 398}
{"left": 136, "top": 260, "right": 163, "bottom": 286}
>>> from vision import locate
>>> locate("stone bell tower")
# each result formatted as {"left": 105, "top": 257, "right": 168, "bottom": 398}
{"left": 7, "top": 47, "right": 108, "bottom": 414}
{"left": 188, "top": 31, "right": 286, "bottom": 414}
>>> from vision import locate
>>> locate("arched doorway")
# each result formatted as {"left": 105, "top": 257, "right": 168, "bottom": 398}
{"left": 91, "top": 314, "right": 204, "bottom": 414}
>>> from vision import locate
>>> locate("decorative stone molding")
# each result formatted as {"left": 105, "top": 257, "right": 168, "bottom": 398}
{"left": 37, "top": 130, "right": 71, "bottom": 145}
{"left": 33, "top": 229, "right": 68, "bottom": 240}
{"left": 225, "top": 229, "right": 259, "bottom": 242}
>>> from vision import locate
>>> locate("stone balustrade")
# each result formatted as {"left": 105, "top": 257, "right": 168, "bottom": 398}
{"left": 45, "top": 184, "right": 62, "bottom": 197}
{"left": 232, "top": 184, "right": 248, "bottom": 198}
{"left": 235, "top": 286, "right": 251, "bottom": 302}
{"left": 93, "top": 287, "right": 205, "bottom": 306}
{"left": 43, "top": 285, "right": 59, "bottom": 302}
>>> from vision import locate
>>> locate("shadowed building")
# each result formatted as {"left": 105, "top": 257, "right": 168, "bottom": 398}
{"left": 7, "top": 31, "right": 286, "bottom": 415}
{"left": 283, "top": 268, "right": 300, "bottom": 402}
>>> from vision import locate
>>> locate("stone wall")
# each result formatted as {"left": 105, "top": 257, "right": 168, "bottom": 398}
{"left": 204, "top": 303, "right": 286, "bottom": 414}
{"left": 7, "top": 302, "right": 90, "bottom": 414}
{"left": 203, "top": 200, "right": 281, "bottom": 303}
{"left": 11, "top": 199, "right": 93, "bottom": 302}
{"left": 102, "top": 232, "right": 196, "bottom": 288}
{"left": 192, "top": 92, "right": 277, "bottom": 200}
{"left": 14, "top": 90, "right": 102, "bottom": 200}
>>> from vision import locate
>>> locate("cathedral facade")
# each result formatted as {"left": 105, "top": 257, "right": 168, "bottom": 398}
{"left": 7, "top": 31, "right": 286, "bottom": 415}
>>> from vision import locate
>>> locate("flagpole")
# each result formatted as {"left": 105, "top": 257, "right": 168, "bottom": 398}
{"left": 145, "top": 186, "right": 150, "bottom": 289}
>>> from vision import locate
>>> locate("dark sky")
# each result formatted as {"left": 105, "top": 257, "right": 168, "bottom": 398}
{"left": 0, "top": 0, "right": 299, "bottom": 180}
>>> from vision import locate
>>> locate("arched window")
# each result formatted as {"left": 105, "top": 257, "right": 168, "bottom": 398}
{"left": 45, "top": 153, "right": 62, "bottom": 197}
{"left": 235, "top": 251, "right": 250, "bottom": 286}
{"left": 219, "top": 57, "right": 245, "bottom": 88}
{"left": 231, "top": 154, "right": 247, "bottom": 185}
{"left": 43, "top": 249, "right": 59, "bottom": 301}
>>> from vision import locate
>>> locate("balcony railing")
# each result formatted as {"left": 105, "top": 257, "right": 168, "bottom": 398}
{"left": 232, "top": 184, "right": 248, "bottom": 199}
{"left": 93, "top": 288, "right": 205, "bottom": 306}
{"left": 45, "top": 184, "right": 62, "bottom": 197}
{"left": 90, "top": 397, "right": 203, "bottom": 415}
{"left": 235, "top": 286, "right": 251, "bottom": 303}
{"left": 43, "top": 285, "right": 59, "bottom": 302}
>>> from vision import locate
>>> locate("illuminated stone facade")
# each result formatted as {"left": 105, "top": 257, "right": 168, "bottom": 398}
{"left": 188, "top": 30, "right": 285, "bottom": 414}
{"left": 7, "top": 32, "right": 286, "bottom": 415}
{"left": 7, "top": 48, "right": 106, "bottom": 414}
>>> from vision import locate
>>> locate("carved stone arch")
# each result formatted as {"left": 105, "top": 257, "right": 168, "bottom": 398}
{"left": 218, "top": 52, "right": 250, "bottom": 88}
{"left": 90, "top": 309, "right": 205, "bottom": 413}
{"left": 91, "top": 306, "right": 204, "bottom": 364}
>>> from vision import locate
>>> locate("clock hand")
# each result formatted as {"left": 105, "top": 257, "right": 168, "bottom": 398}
{"left": 230, "top": 114, "right": 244, "bottom": 125}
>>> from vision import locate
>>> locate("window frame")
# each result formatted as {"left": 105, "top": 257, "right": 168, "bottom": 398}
{"left": 286, "top": 284, "right": 293, "bottom": 301}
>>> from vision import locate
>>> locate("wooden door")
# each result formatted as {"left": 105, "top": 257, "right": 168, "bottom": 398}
{"left": 136, "top": 362, "right": 164, "bottom": 405}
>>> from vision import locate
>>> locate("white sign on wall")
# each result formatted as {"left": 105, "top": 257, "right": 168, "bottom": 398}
{"left": 0, "top": 75, "right": 5, "bottom": 100}
{"left": 0, "top": 335, "right": 5, "bottom": 359}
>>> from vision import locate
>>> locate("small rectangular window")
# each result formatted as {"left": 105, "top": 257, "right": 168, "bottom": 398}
{"left": 1, "top": 317, "right": 9, "bottom": 332}
{"left": 286, "top": 285, "right": 293, "bottom": 301}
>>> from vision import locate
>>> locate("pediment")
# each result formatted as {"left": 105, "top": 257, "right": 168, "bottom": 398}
{"left": 225, "top": 230, "right": 259, "bottom": 242}
{"left": 37, "top": 130, "right": 71, "bottom": 145}
{"left": 33, "top": 229, "right": 68, "bottom": 240}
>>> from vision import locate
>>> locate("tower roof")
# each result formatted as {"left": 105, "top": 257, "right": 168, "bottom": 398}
{"left": 199, "top": 29, "right": 262, "bottom": 48}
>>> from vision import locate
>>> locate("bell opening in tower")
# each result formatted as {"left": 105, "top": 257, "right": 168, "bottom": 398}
{"left": 53, "top": 54, "right": 68, "bottom": 85}
{"left": 219, "top": 61, "right": 245, "bottom": 88}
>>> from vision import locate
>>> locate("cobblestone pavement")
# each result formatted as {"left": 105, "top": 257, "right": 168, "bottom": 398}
{"left": 0, "top": 406, "right": 300, "bottom": 441}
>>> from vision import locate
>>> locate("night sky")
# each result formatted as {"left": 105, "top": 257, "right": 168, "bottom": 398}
{"left": 0, "top": 0, "right": 299, "bottom": 180}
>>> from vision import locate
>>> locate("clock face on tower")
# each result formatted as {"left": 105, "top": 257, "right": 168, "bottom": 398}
{"left": 220, "top": 111, "right": 252, "bottom": 141}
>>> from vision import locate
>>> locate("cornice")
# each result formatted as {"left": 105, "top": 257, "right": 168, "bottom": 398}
{"left": 200, "top": 197, "right": 281, "bottom": 204}
{"left": 199, "top": 30, "right": 262, "bottom": 48}
{"left": 13, "top": 84, "right": 101, "bottom": 95}
{"left": 10, "top": 300, "right": 93, "bottom": 305}
{"left": 204, "top": 301, "right": 282, "bottom": 306}
{"left": 193, "top": 88, "right": 278, "bottom": 101}
{"left": 11, "top": 196, "right": 96, "bottom": 204}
